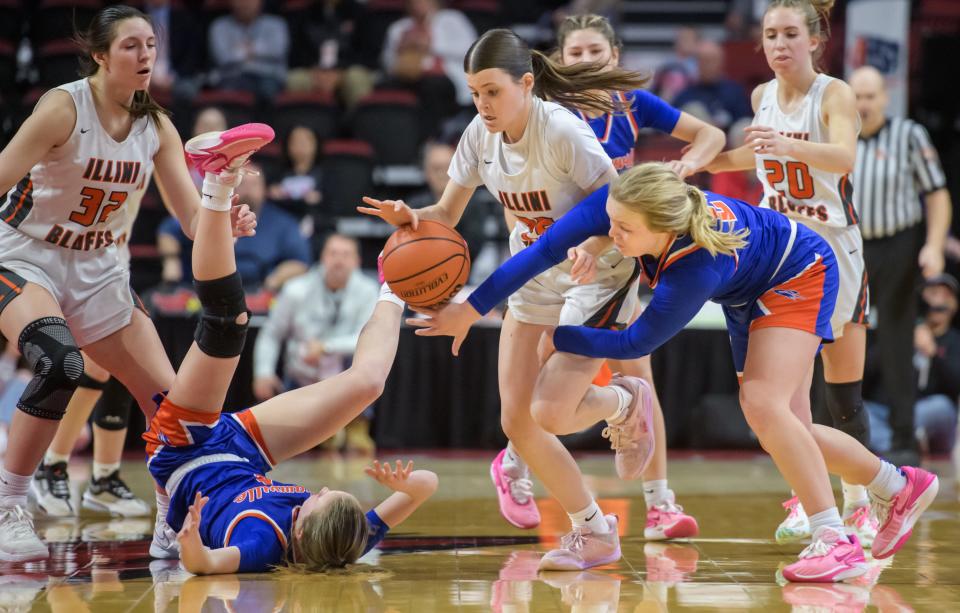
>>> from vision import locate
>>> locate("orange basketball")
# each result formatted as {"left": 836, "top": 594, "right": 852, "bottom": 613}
{"left": 382, "top": 220, "right": 470, "bottom": 308}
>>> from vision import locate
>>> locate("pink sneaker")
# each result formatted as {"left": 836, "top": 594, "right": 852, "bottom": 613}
{"left": 490, "top": 449, "right": 540, "bottom": 529}
{"left": 871, "top": 466, "right": 939, "bottom": 559}
{"left": 644, "top": 495, "right": 699, "bottom": 540}
{"left": 603, "top": 375, "right": 655, "bottom": 480}
{"left": 781, "top": 527, "right": 868, "bottom": 583}
{"left": 185, "top": 123, "right": 275, "bottom": 175}
{"left": 538, "top": 514, "right": 621, "bottom": 571}
{"left": 843, "top": 505, "right": 878, "bottom": 549}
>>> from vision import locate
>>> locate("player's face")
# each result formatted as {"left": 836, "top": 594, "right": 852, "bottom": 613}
{"left": 466, "top": 68, "right": 532, "bottom": 135}
{"left": 102, "top": 18, "right": 157, "bottom": 88}
{"left": 561, "top": 29, "right": 618, "bottom": 70}
{"left": 761, "top": 7, "right": 818, "bottom": 74}
{"left": 606, "top": 197, "right": 671, "bottom": 258}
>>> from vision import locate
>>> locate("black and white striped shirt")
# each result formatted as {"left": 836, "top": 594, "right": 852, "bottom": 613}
{"left": 854, "top": 117, "right": 946, "bottom": 240}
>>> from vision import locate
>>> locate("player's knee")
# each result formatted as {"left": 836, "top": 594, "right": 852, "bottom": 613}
{"left": 825, "top": 381, "right": 870, "bottom": 445}
{"left": 500, "top": 408, "right": 530, "bottom": 440}
{"left": 17, "top": 317, "right": 84, "bottom": 420}
{"left": 193, "top": 272, "right": 249, "bottom": 358}
{"left": 530, "top": 400, "right": 566, "bottom": 434}
{"left": 93, "top": 379, "right": 131, "bottom": 431}
{"left": 738, "top": 384, "right": 777, "bottom": 437}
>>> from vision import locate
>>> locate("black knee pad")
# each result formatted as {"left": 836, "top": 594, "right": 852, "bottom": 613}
{"left": 76, "top": 372, "right": 108, "bottom": 390}
{"left": 193, "top": 271, "right": 249, "bottom": 358}
{"left": 825, "top": 380, "right": 870, "bottom": 446}
{"left": 17, "top": 317, "right": 84, "bottom": 420}
{"left": 92, "top": 377, "right": 132, "bottom": 431}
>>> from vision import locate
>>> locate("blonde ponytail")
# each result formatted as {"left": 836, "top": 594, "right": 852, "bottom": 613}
{"left": 610, "top": 163, "right": 749, "bottom": 257}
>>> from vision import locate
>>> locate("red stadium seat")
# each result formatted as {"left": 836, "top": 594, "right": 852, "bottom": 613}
{"left": 270, "top": 91, "right": 340, "bottom": 143}
{"left": 320, "top": 139, "right": 375, "bottom": 220}
{"left": 352, "top": 90, "right": 422, "bottom": 165}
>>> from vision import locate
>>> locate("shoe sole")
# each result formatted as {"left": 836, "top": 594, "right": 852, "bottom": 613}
{"left": 489, "top": 459, "right": 540, "bottom": 530}
{"left": 873, "top": 474, "right": 940, "bottom": 559}
{"left": 185, "top": 123, "right": 275, "bottom": 173}
{"left": 537, "top": 547, "right": 622, "bottom": 571}
{"left": 783, "top": 561, "right": 869, "bottom": 583}
{"left": 82, "top": 493, "right": 151, "bottom": 518}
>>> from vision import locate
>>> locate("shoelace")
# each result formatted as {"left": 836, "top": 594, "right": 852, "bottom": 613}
{"left": 798, "top": 536, "right": 836, "bottom": 559}
{"left": 560, "top": 528, "right": 587, "bottom": 552}
{"left": 654, "top": 500, "right": 685, "bottom": 515}
{"left": 1, "top": 506, "right": 38, "bottom": 541}
{"left": 507, "top": 477, "right": 533, "bottom": 505}
{"left": 869, "top": 492, "right": 892, "bottom": 528}
{"left": 48, "top": 465, "right": 71, "bottom": 500}
{"left": 781, "top": 496, "right": 802, "bottom": 519}
{"left": 601, "top": 424, "right": 636, "bottom": 451}
{"left": 847, "top": 506, "right": 875, "bottom": 530}
{"left": 104, "top": 473, "right": 135, "bottom": 499}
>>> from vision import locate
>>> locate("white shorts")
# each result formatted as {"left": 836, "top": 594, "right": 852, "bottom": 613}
{"left": 506, "top": 228, "right": 642, "bottom": 328}
{"left": 799, "top": 221, "right": 869, "bottom": 337}
{"left": 0, "top": 223, "right": 141, "bottom": 347}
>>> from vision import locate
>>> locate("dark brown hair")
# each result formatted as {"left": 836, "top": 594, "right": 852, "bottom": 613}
{"left": 556, "top": 14, "right": 623, "bottom": 60}
{"left": 464, "top": 28, "right": 648, "bottom": 115}
{"left": 74, "top": 4, "right": 169, "bottom": 125}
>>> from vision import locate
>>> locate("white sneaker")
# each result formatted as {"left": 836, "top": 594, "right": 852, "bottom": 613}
{"left": 0, "top": 505, "right": 49, "bottom": 562}
{"left": 775, "top": 496, "right": 811, "bottom": 544}
{"left": 82, "top": 471, "right": 151, "bottom": 517}
{"left": 30, "top": 462, "right": 75, "bottom": 517}
{"left": 843, "top": 504, "right": 879, "bottom": 549}
{"left": 150, "top": 511, "right": 180, "bottom": 559}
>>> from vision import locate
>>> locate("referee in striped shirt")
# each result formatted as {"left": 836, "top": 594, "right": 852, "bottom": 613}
{"left": 849, "top": 66, "right": 953, "bottom": 465}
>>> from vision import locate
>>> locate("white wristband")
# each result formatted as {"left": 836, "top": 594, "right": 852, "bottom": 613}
{"left": 378, "top": 282, "right": 405, "bottom": 308}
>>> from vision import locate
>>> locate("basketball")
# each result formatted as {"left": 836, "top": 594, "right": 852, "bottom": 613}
{"left": 381, "top": 220, "right": 471, "bottom": 308}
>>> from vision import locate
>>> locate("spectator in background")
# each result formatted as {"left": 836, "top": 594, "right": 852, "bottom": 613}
{"left": 866, "top": 274, "right": 960, "bottom": 456}
{"left": 158, "top": 162, "right": 310, "bottom": 290}
{"left": 380, "top": 0, "right": 477, "bottom": 128}
{"left": 209, "top": 0, "right": 290, "bottom": 102}
{"left": 268, "top": 125, "right": 323, "bottom": 220}
{"left": 673, "top": 40, "right": 751, "bottom": 132}
{"left": 253, "top": 234, "right": 380, "bottom": 452}
{"left": 652, "top": 26, "right": 700, "bottom": 104}
{"left": 407, "top": 139, "right": 496, "bottom": 265}
{"left": 144, "top": 0, "right": 204, "bottom": 101}
{"left": 285, "top": 0, "right": 374, "bottom": 110}
{"left": 710, "top": 118, "right": 763, "bottom": 204}
{"left": 186, "top": 107, "right": 229, "bottom": 189}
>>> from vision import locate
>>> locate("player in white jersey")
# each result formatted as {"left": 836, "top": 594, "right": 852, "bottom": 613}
{"left": 706, "top": 0, "right": 878, "bottom": 547}
{"left": 362, "top": 29, "right": 715, "bottom": 571}
{"left": 31, "top": 194, "right": 151, "bottom": 520}
{"left": 0, "top": 5, "right": 258, "bottom": 562}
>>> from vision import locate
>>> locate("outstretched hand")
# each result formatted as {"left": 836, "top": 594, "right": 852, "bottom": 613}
{"left": 406, "top": 300, "right": 482, "bottom": 356}
{"left": 177, "top": 491, "right": 209, "bottom": 549}
{"left": 365, "top": 459, "right": 415, "bottom": 493}
{"left": 358, "top": 197, "right": 419, "bottom": 229}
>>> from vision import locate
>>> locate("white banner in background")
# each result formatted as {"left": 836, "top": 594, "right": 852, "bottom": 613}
{"left": 845, "top": 0, "right": 910, "bottom": 117}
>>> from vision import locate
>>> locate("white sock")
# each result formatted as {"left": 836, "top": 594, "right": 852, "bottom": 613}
{"left": 606, "top": 385, "right": 633, "bottom": 424}
{"left": 841, "top": 480, "right": 869, "bottom": 512}
{"left": 0, "top": 467, "right": 32, "bottom": 508}
{"left": 200, "top": 171, "right": 237, "bottom": 211}
{"left": 377, "top": 282, "right": 405, "bottom": 308}
{"left": 569, "top": 500, "right": 609, "bottom": 534}
{"left": 867, "top": 461, "right": 907, "bottom": 501}
{"left": 808, "top": 507, "right": 846, "bottom": 539}
{"left": 44, "top": 450, "right": 70, "bottom": 466}
{"left": 643, "top": 479, "right": 670, "bottom": 508}
{"left": 155, "top": 491, "right": 170, "bottom": 524}
{"left": 93, "top": 462, "right": 121, "bottom": 481}
{"left": 501, "top": 443, "right": 526, "bottom": 477}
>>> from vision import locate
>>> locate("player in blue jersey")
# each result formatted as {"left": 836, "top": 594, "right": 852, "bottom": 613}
{"left": 142, "top": 144, "right": 436, "bottom": 575}
{"left": 411, "top": 162, "right": 938, "bottom": 581}
{"left": 548, "top": 13, "right": 727, "bottom": 540}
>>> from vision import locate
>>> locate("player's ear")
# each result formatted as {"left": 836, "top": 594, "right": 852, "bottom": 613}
{"left": 521, "top": 72, "right": 534, "bottom": 94}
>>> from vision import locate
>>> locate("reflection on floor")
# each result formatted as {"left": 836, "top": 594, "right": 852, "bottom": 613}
{"left": 3, "top": 453, "right": 958, "bottom": 611}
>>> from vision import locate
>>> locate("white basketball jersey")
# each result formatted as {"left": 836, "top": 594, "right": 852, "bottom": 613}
{"left": 0, "top": 78, "right": 159, "bottom": 251}
{"left": 753, "top": 74, "right": 857, "bottom": 228}
{"left": 448, "top": 96, "right": 612, "bottom": 251}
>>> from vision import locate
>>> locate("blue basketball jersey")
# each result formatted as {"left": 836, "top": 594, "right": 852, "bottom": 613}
{"left": 573, "top": 89, "right": 681, "bottom": 172}
{"left": 467, "top": 186, "right": 839, "bottom": 361}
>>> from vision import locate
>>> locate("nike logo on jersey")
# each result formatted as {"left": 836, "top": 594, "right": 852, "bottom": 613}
{"left": 847, "top": 248, "right": 858, "bottom": 254}
{"left": 80, "top": 128, "right": 90, "bottom": 134}
{"left": 483, "top": 160, "right": 493, "bottom": 164}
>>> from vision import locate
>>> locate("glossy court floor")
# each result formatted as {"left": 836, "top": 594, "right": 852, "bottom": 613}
{"left": 2, "top": 453, "right": 958, "bottom": 612}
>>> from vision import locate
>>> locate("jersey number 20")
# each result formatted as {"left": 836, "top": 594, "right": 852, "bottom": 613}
{"left": 763, "top": 160, "right": 814, "bottom": 200}
{"left": 69, "top": 187, "right": 128, "bottom": 226}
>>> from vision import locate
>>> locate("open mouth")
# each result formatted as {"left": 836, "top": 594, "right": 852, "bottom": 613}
{"left": 137, "top": 68, "right": 151, "bottom": 75}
